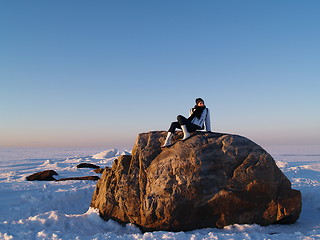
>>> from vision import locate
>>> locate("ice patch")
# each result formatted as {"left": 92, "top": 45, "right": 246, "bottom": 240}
{"left": 300, "top": 164, "right": 320, "bottom": 172}
{"left": 40, "top": 160, "right": 58, "bottom": 168}
{"left": 92, "top": 149, "right": 118, "bottom": 159}
{"left": 276, "top": 160, "right": 289, "bottom": 169}
{"left": 0, "top": 233, "right": 13, "bottom": 240}
{"left": 121, "top": 150, "right": 131, "bottom": 155}
{"left": 0, "top": 171, "right": 16, "bottom": 182}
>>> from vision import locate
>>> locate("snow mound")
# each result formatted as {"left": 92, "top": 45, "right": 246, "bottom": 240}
{"left": 276, "top": 160, "right": 289, "bottom": 169}
{"left": 1, "top": 208, "right": 141, "bottom": 239}
{"left": 300, "top": 163, "right": 320, "bottom": 172}
{"left": 92, "top": 149, "right": 118, "bottom": 159}
{"left": 120, "top": 150, "right": 131, "bottom": 155}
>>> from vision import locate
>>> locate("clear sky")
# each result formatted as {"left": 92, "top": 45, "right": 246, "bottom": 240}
{"left": 1, "top": 0, "right": 320, "bottom": 149}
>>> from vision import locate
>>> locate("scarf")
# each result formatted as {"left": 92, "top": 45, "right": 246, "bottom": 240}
{"left": 188, "top": 105, "right": 206, "bottom": 121}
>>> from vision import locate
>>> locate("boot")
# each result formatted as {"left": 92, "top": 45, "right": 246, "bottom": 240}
{"left": 161, "top": 132, "right": 173, "bottom": 147}
{"left": 181, "top": 125, "right": 190, "bottom": 141}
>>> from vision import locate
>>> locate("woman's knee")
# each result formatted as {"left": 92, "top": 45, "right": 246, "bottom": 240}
{"left": 168, "top": 121, "right": 179, "bottom": 133}
{"left": 177, "top": 115, "right": 187, "bottom": 125}
{"left": 170, "top": 121, "right": 177, "bottom": 128}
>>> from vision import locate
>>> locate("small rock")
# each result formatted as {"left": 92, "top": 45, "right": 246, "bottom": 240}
{"left": 26, "top": 170, "right": 58, "bottom": 181}
{"left": 77, "top": 163, "right": 100, "bottom": 169}
{"left": 57, "top": 176, "right": 100, "bottom": 181}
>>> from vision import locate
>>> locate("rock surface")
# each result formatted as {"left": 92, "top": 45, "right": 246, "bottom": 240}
{"left": 77, "top": 163, "right": 100, "bottom": 169}
{"left": 93, "top": 167, "right": 108, "bottom": 174}
{"left": 26, "top": 170, "right": 58, "bottom": 181}
{"left": 90, "top": 131, "right": 302, "bottom": 232}
{"left": 56, "top": 176, "right": 100, "bottom": 181}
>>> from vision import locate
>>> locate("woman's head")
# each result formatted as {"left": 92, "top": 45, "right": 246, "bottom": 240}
{"left": 195, "top": 98, "right": 205, "bottom": 107}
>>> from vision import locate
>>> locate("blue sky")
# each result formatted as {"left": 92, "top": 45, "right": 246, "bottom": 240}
{"left": 1, "top": 0, "right": 319, "bottom": 148}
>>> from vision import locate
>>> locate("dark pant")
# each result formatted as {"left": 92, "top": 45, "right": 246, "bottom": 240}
{"left": 168, "top": 115, "right": 201, "bottom": 133}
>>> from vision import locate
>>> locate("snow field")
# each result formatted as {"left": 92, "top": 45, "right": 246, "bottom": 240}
{"left": 0, "top": 146, "right": 320, "bottom": 239}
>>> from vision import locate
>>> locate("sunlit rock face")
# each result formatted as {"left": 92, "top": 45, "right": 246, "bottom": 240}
{"left": 91, "top": 131, "right": 301, "bottom": 232}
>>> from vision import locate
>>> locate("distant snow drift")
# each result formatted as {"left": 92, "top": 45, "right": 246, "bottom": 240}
{"left": 92, "top": 149, "right": 118, "bottom": 160}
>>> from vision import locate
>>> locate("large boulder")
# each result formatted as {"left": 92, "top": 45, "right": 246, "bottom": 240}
{"left": 90, "top": 131, "right": 301, "bottom": 232}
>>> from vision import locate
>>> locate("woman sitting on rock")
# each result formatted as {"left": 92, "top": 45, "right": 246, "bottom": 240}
{"left": 162, "top": 98, "right": 211, "bottom": 147}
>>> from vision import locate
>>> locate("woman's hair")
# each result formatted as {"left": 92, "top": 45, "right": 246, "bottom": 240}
{"left": 195, "top": 98, "right": 204, "bottom": 104}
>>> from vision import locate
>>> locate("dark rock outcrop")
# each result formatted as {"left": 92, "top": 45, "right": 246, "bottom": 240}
{"left": 26, "top": 170, "right": 100, "bottom": 182}
{"left": 26, "top": 170, "right": 58, "bottom": 181}
{"left": 56, "top": 176, "right": 100, "bottom": 181}
{"left": 93, "top": 168, "right": 108, "bottom": 174}
{"left": 90, "top": 131, "right": 302, "bottom": 231}
{"left": 77, "top": 163, "right": 100, "bottom": 169}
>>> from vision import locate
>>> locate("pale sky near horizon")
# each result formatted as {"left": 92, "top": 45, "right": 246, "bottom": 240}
{"left": 1, "top": 0, "right": 320, "bottom": 149}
